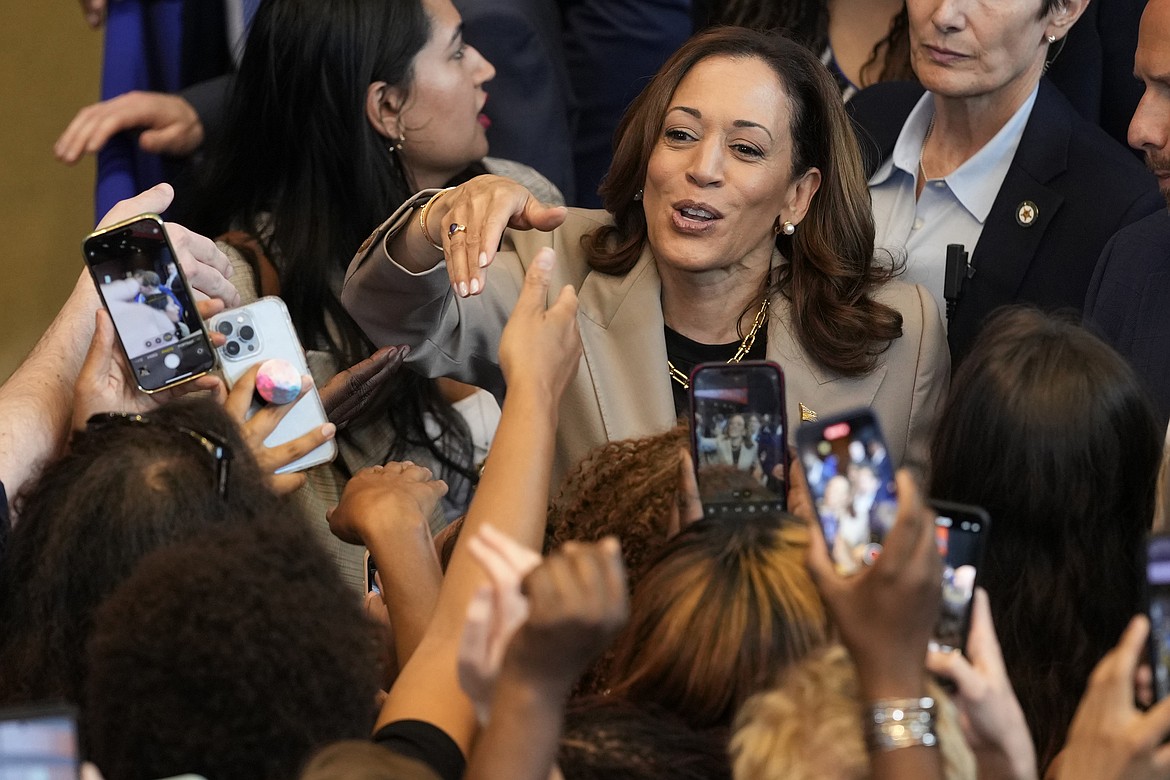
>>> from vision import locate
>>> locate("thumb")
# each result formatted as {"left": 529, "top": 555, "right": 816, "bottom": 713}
{"left": 522, "top": 202, "right": 568, "bottom": 232}
{"left": 79, "top": 309, "right": 118, "bottom": 389}
{"left": 96, "top": 182, "right": 175, "bottom": 228}
{"left": 516, "top": 247, "right": 556, "bottom": 312}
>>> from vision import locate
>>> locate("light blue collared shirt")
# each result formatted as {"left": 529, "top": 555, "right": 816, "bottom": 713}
{"left": 869, "top": 86, "right": 1039, "bottom": 326}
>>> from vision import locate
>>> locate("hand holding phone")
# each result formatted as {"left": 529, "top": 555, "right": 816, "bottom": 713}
{"left": 796, "top": 408, "right": 898, "bottom": 574}
{"left": 1147, "top": 534, "right": 1170, "bottom": 702}
{"left": 210, "top": 298, "right": 336, "bottom": 474}
{"left": 688, "top": 361, "right": 788, "bottom": 518}
{"left": 806, "top": 469, "right": 943, "bottom": 693}
{"left": 83, "top": 214, "right": 216, "bottom": 392}
{"left": 930, "top": 501, "right": 989, "bottom": 654}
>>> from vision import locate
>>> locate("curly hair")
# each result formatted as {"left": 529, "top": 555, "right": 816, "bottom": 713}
{"left": 546, "top": 424, "right": 690, "bottom": 590}
{"left": 0, "top": 397, "right": 280, "bottom": 706}
{"left": 588, "top": 27, "right": 902, "bottom": 376}
{"left": 558, "top": 696, "right": 731, "bottom": 780}
{"left": 731, "top": 644, "right": 975, "bottom": 780}
{"left": 84, "top": 519, "right": 381, "bottom": 780}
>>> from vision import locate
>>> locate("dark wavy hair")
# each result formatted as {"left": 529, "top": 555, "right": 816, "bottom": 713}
{"left": 929, "top": 307, "right": 1162, "bottom": 772}
{"left": 84, "top": 519, "right": 380, "bottom": 780}
{"left": 703, "top": 1, "right": 913, "bottom": 87}
{"left": 588, "top": 27, "right": 902, "bottom": 376}
{"left": 0, "top": 398, "right": 280, "bottom": 706}
{"left": 192, "top": 0, "right": 477, "bottom": 486}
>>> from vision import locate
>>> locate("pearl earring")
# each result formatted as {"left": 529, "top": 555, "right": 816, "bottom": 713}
{"left": 774, "top": 219, "right": 795, "bottom": 236}
{"left": 1046, "top": 34, "right": 1056, "bottom": 43}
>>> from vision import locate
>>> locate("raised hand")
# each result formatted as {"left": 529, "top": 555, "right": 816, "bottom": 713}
{"left": 70, "top": 306, "right": 227, "bottom": 430}
{"left": 806, "top": 470, "right": 942, "bottom": 700}
{"left": 326, "top": 461, "right": 448, "bottom": 546}
{"left": 498, "top": 247, "right": 581, "bottom": 400}
{"left": 422, "top": 175, "right": 567, "bottom": 298}
{"left": 224, "top": 363, "right": 336, "bottom": 495}
{"left": 1055, "top": 616, "right": 1170, "bottom": 780}
{"left": 319, "top": 345, "right": 407, "bottom": 429}
{"left": 55, "top": 92, "right": 203, "bottom": 164}
{"left": 927, "top": 589, "right": 1038, "bottom": 780}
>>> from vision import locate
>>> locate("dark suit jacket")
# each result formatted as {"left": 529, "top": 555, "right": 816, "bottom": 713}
{"left": 849, "top": 79, "right": 1162, "bottom": 365}
{"left": 1047, "top": 0, "right": 1148, "bottom": 151}
{"left": 457, "top": 0, "right": 578, "bottom": 203}
{"left": 1084, "top": 210, "right": 1170, "bottom": 430}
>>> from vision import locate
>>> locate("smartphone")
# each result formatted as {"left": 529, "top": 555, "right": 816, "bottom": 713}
{"left": 365, "top": 550, "right": 379, "bottom": 594}
{"left": 1148, "top": 534, "right": 1170, "bottom": 701}
{"left": 208, "top": 297, "right": 337, "bottom": 474}
{"left": 83, "top": 214, "right": 216, "bottom": 393}
{"left": 930, "top": 500, "right": 990, "bottom": 654}
{"left": 796, "top": 408, "right": 897, "bottom": 575}
{"left": 689, "top": 361, "right": 788, "bottom": 518}
{"left": 0, "top": 703, "right": 78, "bottom": 779}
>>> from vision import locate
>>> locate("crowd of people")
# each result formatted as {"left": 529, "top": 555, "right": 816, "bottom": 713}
{"left": 3, "top": 0, "right": 1170, "bottom": 777}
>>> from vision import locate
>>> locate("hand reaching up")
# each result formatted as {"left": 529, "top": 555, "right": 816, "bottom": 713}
{"left": 498, "top": 246, "right": 581, "bottom": 401}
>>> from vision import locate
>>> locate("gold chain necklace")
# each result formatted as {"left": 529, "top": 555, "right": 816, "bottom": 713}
{"left": 667, "top": 298, "right": 770, "bottom": 390}
{"left": 918, "top": 114, "right": 936, "bottom": 184}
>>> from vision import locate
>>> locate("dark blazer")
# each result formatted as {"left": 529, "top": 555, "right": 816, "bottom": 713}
{"left": 849, "top": 79, "right": 1162, "bottom": 365}
{"left": 457, "top": 0, "right": 578, "bottom": 203}
{"left": 1084, "top": 210, "right": 1170, "bottom": 430}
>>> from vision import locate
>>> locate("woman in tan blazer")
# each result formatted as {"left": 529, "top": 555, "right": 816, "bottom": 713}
{"left": 342, "top": 26, "right": 949, "bottom": 487}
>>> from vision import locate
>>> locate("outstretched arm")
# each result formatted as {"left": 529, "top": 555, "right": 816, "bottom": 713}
{"left": 0, "top": 183, "right": 235, "bottom": 507}
{"left": 376, "top": 246, "right": 581, "bottom": 754}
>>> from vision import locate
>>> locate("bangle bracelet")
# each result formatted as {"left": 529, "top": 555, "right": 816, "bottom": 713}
{"left": 866, "top": 696, "right": 937, "bottom": 752}
{"left": 418, "top": 188, "right": 452, "bottom": 251}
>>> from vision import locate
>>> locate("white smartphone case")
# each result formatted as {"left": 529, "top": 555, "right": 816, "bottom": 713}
{"left": 209, "top": 297, "right": 337, "bottom": 474}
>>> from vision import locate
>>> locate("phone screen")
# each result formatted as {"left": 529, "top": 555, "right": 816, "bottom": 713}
{"left": 930, "top": 501, "right": 989, "bottom": 654}
{"left": 84, "top": 216, "right": 215, "bottom": 392}
{"left": 0, "top": 705, "right": 78, "bottom": 779}
{"left": 1148, "top": 535, "right": 1170, "bottom": 701}
{"left": 689, "top": 361, "right": 788, "bottom": 518}
{"left": 797, "top": 409, "right": 897, "bottom": 575}
{"left": 365, "top": 551, "right": 379, "bottom": 594}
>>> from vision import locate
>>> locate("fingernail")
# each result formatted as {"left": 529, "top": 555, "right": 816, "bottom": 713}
{"left": 478, "top": 251, "right": 489, "bottom": 268}
{"left": 469, "top": 277, "right": 480, "bottom": 294}
{"left": 459, "top": 281, "right": 469, "bottom": 297}
{"left": 322, "top": 423, "right": 337, "bottom": 438}
{"left": 535, "top": 248, "right": 554, "bottom": 270}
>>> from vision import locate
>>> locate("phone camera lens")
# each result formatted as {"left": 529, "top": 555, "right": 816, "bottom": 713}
{"left": 216, "top": 321, "right": 234, "bottom": 336}
{"left": 239, "top": 325, "right": 255, "bottom": 340}
{"left": 225, "top": 341, "right": 241, "bottom": 356}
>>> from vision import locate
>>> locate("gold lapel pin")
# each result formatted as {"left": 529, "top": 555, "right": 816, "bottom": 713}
{"left": 800, "top": 403, "right": 818, "bottom": 422}
{"left": 1016, "top": 200, "right": 1038, "bottom": 228}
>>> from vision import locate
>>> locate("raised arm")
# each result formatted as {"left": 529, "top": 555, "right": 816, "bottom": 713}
{"left": 0, "top": 184, "right": 235, "bottom": 508}
{"left": 375, "top": 246, "right": 581, "bottom": 753}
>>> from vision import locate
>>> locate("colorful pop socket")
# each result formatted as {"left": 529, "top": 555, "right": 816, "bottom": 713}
{"left": 255, "top": 358, "right": 303, "bottom": 405}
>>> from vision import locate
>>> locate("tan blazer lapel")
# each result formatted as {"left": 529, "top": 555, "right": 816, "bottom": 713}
{"left": 575, "top": 247, "right": 677, "bottom": 442}
{"left": 766, "top": 294, "right": 889, "bottom": 437}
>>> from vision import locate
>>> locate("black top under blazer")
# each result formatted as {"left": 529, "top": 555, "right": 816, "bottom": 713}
{"left": 848, "top": 78, "right": 1162, "bottom": 367}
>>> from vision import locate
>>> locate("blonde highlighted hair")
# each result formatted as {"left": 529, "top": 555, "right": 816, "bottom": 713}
{"left": 731, "top": 644, "right": 976, "bottom": 780}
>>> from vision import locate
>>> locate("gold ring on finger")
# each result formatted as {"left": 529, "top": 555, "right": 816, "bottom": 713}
{"left": 448, "top": 223, "right": 467, "bottom": 238}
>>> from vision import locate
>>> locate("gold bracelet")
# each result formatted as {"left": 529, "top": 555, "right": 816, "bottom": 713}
{"left": 418, "top": 188, "right": 452, "bottom": 251}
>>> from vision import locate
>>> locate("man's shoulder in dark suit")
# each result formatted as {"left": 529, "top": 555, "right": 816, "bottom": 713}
{"left": 1085, "top": 210, "right": 1170, "bottom": 429}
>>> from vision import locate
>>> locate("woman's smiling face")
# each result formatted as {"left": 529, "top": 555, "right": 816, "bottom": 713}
{"left": 642, "top": 54, "right": 819, "bottom": 279}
